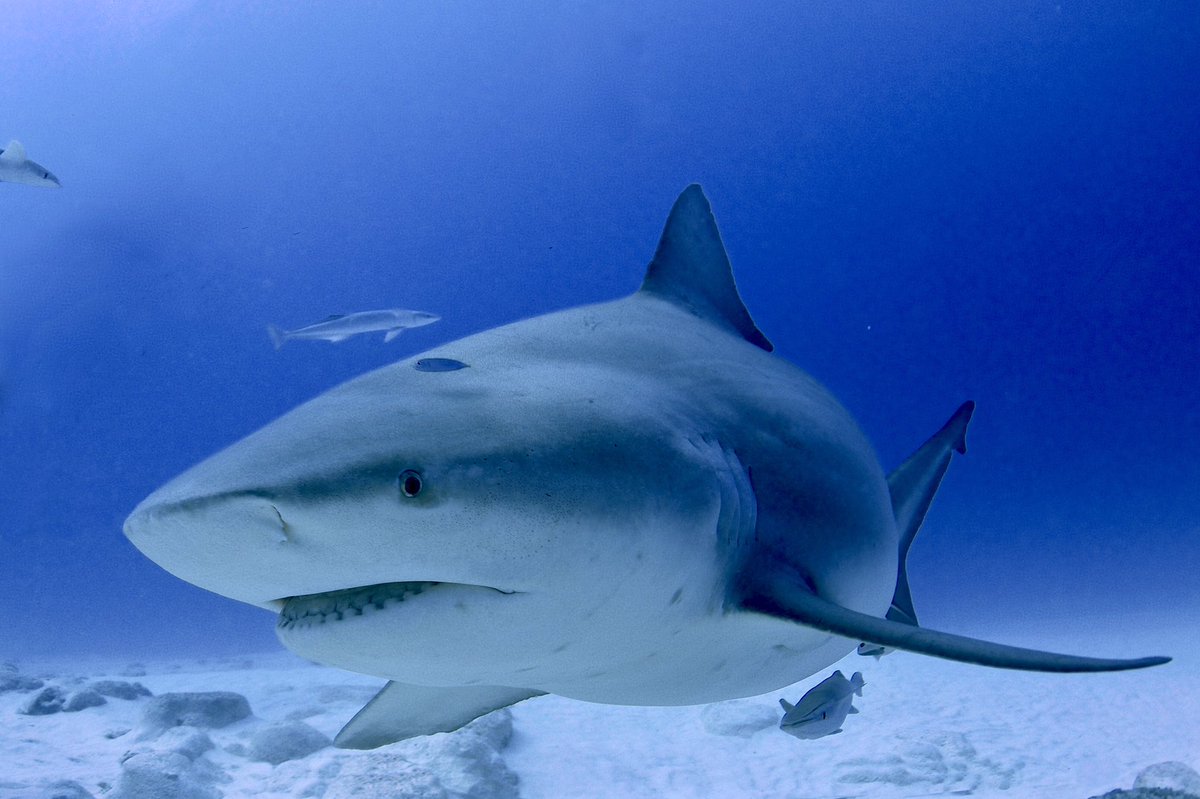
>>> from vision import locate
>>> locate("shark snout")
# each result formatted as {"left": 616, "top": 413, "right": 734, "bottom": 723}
{"left": 123, "top": 491, "right": 303, "bottom": 609}
{"left": 124, "top": 493, "right": 290, "bottom": 545}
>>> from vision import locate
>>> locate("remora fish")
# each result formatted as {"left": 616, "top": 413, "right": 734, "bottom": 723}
{"left": 124, "top": 185, "right": 1169, "bottom": 750}
{"left": 779, "top": 670, "right": 865, "bottom": 739}
{"left": 267, "top": 309, "right": 440, "bottom": 349}
{"left": 0, "top": 141, "right": 61, "bottom": 188}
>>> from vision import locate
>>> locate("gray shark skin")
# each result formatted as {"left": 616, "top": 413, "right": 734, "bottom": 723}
{"left": 124, "top": 185, "right": 1169, "bottom": 749}
{"left": 268, "top": 309, "right": 440, "bottom": 349}
{"left": 779, "top": 669, "right": 864, "bottom": 739}
{"left": 0, "top": 140, "right": 60, "bottom": 188}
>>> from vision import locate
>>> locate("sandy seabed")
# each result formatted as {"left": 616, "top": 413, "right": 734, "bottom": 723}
{"left": 2, "top": 622, "right": 1196, "bottom": 799}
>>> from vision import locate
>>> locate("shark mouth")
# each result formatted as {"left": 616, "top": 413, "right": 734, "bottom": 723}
{"left": 276, "top": 581, "right": 513, "bottom": 631}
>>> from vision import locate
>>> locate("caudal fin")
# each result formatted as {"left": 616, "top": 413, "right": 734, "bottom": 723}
{"left": 850, "top": 672, "right": 865, "bottom": 695}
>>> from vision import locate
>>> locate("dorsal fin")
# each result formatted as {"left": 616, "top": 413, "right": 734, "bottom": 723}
{"left": 0, "top": 140, "right": 25, "bottom": 162}
{"left": 639, "top": 185, "right": 773, "bottom": 352}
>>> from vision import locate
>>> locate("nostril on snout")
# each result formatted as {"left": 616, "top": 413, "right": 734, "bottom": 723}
{"left": 269, "top": 504, "right": 291, "bottom": 544}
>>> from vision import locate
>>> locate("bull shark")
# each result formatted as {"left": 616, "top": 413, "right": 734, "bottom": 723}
{"left": 0, "top": 141, "right": 60, "bottom": 188}
{"left": 123, "top": 185, "right": 1169, "bottom": 750}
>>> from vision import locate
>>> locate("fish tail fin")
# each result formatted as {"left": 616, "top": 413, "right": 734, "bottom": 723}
{"left": 268, "top": 325, "right": 287, "bottom": 350}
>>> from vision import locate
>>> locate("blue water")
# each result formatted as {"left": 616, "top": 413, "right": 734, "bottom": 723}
{"left": 1, "top": 1, "right": 1196, "bottom": 671}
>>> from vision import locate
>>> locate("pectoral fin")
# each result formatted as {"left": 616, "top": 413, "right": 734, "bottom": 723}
{"left": 737, "top": 563, "right": 1169, "bottom": 673}
{"left": 335, "top": 680, "right": 544, "bottom": 749}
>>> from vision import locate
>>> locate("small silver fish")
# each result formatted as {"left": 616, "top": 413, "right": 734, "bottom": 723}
{"left": 0, "top": 140, "right": 61, "bottom": 188}
{"left": 778, "top": 670, "right": 865, "bottom": 740}
{"left": 268, "top": 309, "right": 439, "bottom": 349}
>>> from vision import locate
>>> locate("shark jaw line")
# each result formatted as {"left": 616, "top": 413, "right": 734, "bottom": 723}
{"left": 276, "top": 581, "right": 519, "bottom": 631}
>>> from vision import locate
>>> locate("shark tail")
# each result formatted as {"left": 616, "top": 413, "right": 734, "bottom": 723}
{"left": 737, "top": 403, "right": 1170, "bottom": 674}
{"left": 267, "top": 325, "right": 288, "bottom": 350}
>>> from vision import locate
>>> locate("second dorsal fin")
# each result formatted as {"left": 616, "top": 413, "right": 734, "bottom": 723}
{"left": 639, "top": 185, "right": 773, "bottom": 352}
{"left": 885, "top": 401, "right": 975, "bottom": 627}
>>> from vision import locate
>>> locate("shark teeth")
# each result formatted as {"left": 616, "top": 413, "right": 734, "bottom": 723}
{"left": 277, "top": 581, "right": 439, "bottom": 630}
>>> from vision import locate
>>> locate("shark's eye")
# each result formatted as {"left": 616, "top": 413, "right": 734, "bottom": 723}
{"left": 399, "top": 470, "right": 423, "bottom": 498}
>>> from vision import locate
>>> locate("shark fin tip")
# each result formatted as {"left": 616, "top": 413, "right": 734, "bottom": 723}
{"left": 640, "top": 186, "right": 773, "bottom": 352}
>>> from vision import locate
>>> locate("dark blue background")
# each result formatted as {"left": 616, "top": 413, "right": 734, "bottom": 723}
{"left": 1, "top": 1, "right": 1196, "bottom": 658}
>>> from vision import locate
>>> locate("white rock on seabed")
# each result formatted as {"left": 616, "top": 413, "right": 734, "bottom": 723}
{"left": 137, "top": 691, "right": 252, "bottom": 739}
{"left": 16, "top": 678, "right": 151, "bottom": 716}
{"left": 266, "top": 709, "right": 519, "bottom": 799}
{"left": 147, "top": 726, "right": 217, "bottom": 761}
{"left": 63, "top": 689, "right": 107, "bottom": 712}
{"left": 88, "top": 680, "right": 153, "bottom": 700}
{"left": 0, "top": 661, "right": 44, "bottom": 694}
{"left": 248, "top": 720, "right": 332, "bottom": 764}
{"left": 112, "top": 750, "right": 225, "bottom": 799}
{"left": 36, "top": 781, "right": 96, "bottom": 799}
{"left": 18, "top": 686, "right": 67, "bottom": 715}
{"left": 1086, "top": 762, "right": 1200, "bottom": 799}
{"left": 111, "top": 725, "right": 223, "bottom": 799}
{"left": 45, "top": 783, "right": 96, "bottom": 799}
{"left": 1135, "top": 763, "right": 1200, "bottom": 796}
{"left": 0, "top": 781, "right": 97, "bottom": 799}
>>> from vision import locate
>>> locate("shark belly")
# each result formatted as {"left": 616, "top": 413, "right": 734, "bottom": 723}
{"left": 273, "top": 493, "right": 894, "bottom": 707}
{"left": 275, "top": 574, "right": 882, "bottom": 706}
